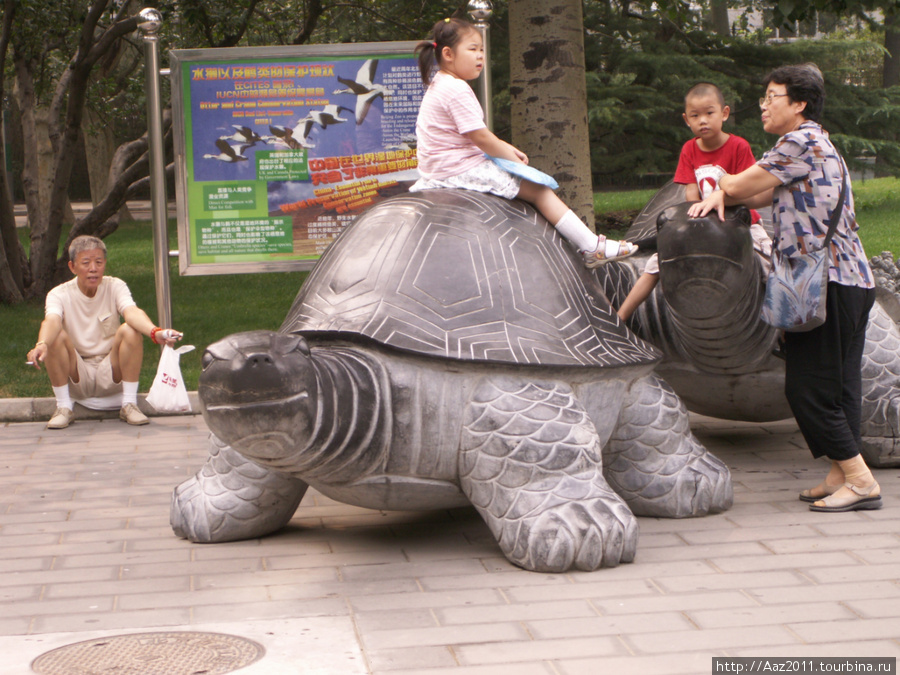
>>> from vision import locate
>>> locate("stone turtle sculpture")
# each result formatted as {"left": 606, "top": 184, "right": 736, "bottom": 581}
{"left": 171, "top": 189, "right": 733, "bottom": 573}
{"left": 598, "top": 183, "right": 900, "bottom": 468}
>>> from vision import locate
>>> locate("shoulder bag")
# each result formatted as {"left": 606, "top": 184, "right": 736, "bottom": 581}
{"left": 760, "top": 159, "right": 847, "bottom": 332}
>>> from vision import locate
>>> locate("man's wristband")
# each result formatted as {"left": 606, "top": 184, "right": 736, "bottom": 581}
{"left": 150, "top": 327, "right": 161, "bottom": 344}
{"left": 35, "top": 341, "right": 46, "bottom": 348}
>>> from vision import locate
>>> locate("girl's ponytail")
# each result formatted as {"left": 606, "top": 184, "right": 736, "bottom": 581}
{"left": 415, "top": 17, "right": 475, "bottom": 87}
{"left": 414, "top": 39, "right": 437, "bottom": 86}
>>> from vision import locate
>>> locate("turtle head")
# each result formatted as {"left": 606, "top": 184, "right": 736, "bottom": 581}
{"left": 656, "top": 202, "right": 754, "bottom": 320}
{"left": 656, "top": 202, "right": 774, "bottom": 373}
{"left": 198, "top": 330, "right": 318, "bottom": 464}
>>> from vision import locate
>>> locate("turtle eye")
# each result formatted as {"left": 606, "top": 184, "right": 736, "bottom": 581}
{"left": 275, "top": 334, "right": 310, "bottom": 356}
{"left": 201, "top": 351, "right": 217, "bottom": 370}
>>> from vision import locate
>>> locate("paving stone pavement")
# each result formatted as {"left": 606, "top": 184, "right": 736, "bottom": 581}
{"left": 1, "top": 412, "right": 898, "bottom": 674}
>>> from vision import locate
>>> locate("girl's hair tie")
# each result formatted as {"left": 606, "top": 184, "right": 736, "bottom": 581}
{"left": 444, "top": 17, "right": 450, "bottom": 22}
{"left": 432, "top": 41, "right": 438, "bottom": 48}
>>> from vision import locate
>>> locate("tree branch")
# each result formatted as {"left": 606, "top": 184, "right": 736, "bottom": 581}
{"left": 293, "top": 0, "right": 324, "bottom": 45}
{"left": 0, "top": 0, "right": 25, "bottom": 303}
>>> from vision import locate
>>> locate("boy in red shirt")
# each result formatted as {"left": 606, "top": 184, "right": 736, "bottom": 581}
{"left": 617, "top": 83, "right": 771, "bottom": 321}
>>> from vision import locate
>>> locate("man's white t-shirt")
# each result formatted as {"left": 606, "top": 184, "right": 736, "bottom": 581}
{"left": 415, "top": 71, "right": 487, "bottom": 179}
{"left": 45, "top": 276, "right": 136, "bottom": 358}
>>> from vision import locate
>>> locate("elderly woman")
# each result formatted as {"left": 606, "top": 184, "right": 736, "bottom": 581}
{"left": 689, "top": 64, "right": 880, "bottom": 513}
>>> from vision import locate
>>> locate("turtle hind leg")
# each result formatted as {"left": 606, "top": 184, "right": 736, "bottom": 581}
{"left": 604, "top": 373, "right": 733, "bottom": 518}
{"left": 859, "top": 304, "right": 900, "bottom": 468}
{"left": 460, "top": 378, "right": 638, "bottom": 573}
{"left": 171, "top": 433, "right": 308, "bottom": 543}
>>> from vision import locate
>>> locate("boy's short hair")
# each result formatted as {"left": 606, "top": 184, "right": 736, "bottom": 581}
{"left": 69, "top": 235, "right": 107, "bottom": 261}
{"left": 684, "top": 82, "right": 725, "bottom": 108}
{"left": 763, "top": 63, "right": 825, "bottom": 122}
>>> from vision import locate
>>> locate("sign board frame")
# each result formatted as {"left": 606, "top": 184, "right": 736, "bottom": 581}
{"left": 169, "top": 41, "right": 422, "bottom": 275}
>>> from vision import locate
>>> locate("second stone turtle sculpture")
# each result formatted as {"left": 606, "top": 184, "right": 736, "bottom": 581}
{"left": 599, "top": 182, "right": 900, "bottom": 468}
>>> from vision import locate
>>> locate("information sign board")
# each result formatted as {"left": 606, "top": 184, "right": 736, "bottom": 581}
{"left": 170, "top": 41, "right": 422, "bottom": 274}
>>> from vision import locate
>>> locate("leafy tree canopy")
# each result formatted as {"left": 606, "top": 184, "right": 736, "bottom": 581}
{"left": 579, "top": 0, "right": 900, "bottom": 186}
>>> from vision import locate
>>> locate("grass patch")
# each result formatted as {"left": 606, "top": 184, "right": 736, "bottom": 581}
{"left": 853, "top": 177, "right": 900, "bottom": 257}
{"left": 3, "top": 180, "right": 898, "bottom": 399}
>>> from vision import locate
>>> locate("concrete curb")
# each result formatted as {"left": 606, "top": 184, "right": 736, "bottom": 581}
{"left": 0, "top": 391, "right": 201, "bottom": 423}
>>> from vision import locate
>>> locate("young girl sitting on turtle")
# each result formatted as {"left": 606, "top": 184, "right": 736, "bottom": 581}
{"left": 409, "top": 17, "right": 637, "bottom": 268}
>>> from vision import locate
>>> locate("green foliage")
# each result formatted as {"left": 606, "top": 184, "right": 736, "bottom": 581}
{"left": 581, "top": 1, "right": 900, "bottom": 187}
{"left": 157, "top": 0, "right": 460, "bottom": 48}
{"left": 768, "top": 0, "right": 899, "bottom": 31}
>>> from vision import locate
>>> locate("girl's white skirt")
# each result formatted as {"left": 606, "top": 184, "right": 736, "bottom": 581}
{"left": 410, "top": 159, "right": 521, "bottom": 200}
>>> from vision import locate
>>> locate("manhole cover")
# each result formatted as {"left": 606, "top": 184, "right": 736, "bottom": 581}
{"left": 31, "top": 631, "right": 265, "bottom": 675}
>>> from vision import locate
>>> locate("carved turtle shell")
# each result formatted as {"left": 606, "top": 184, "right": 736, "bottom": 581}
{"left": 282, "top": 189, "right": 659, "bottom": 369}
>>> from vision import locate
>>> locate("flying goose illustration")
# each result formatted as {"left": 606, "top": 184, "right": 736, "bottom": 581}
{"left": 333, "top": 59, "right": 391, "bottom": 125}
{"left": 202, "top": 138, "right": 249, "bottom": 163}
{"left": 298, "top": 105, "right": 351, "bottom": 139}
{"left": 218, "top": 125, "right": 266, "bottom": 146}
{"left": 266, "top": 124, "right": 315, "bottom": 150}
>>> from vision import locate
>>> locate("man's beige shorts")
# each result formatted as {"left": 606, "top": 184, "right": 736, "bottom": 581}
{"left": 68, "top": 353, "right": 122, "bottom": 399}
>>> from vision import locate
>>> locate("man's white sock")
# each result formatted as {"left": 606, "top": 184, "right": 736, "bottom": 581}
{"left": 553, "top": 209, "right": 599, "bottom": 252}
{"left": 122, "top": 381, "right": 139, "bottom": 406}
{"left": 52, "top": 385, "right": 73, "bottom": 411}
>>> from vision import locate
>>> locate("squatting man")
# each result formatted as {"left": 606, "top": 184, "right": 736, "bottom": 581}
{"left": 26, "top": 235, "right": 182, "bottom": 429}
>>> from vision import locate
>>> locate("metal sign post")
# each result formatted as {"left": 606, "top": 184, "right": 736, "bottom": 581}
{"left": 138, "top": 7, "right": 172, "bottom": 331}
{"left": 468, "top": 0, "right": 494, "bottom": 131}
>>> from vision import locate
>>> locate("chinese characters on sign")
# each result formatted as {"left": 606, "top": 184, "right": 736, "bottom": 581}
{"left": 171, "top": 42, "right": 422, "bottom": 274}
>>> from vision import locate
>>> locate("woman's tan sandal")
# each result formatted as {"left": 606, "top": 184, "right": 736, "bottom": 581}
{"left": 809, "top": 482, "right": 882, "bottom": 513}
{"left": 583, "top": 238, "right": 638, "bottom": 268}
{"left": 799, "top": 482, "right": 840, "bottom": 503}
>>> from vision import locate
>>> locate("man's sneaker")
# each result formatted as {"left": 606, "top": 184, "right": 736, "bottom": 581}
{"left": 46, "top": 407, "right": 75, "bottom": 430}
{"left": 119, "top": 403, "right": 149, "bottom": 426}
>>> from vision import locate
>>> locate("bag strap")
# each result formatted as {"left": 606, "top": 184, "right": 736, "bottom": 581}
{"left": 823, "top": 155, "right": 847, "bottom": 248}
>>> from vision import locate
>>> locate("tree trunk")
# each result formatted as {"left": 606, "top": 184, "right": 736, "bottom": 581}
{"left": 34, "top": 110, "right": 76, "bottom": 230}
{"left": 709, "top": 0, "right": 731, "bottom": 37}
{"left": 885, "top": 11, "right": 900, "bottom": 88}
{"left": 82, "top": 108, "right": 132, "bottom": 221}
{"left": 508, "top": 0, "right": 595, "bottom": 227}
{"left": 0, "top": 0, "right": 24, "bottom": 303}
{"left": 13, "top": 56, "right": 44, "bottom": 242}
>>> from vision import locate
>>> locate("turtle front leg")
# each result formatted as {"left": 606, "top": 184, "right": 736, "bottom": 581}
{"left": 459, "top": 378, "right": 638, "bottom": 573}
{"left": 171, "top": 433, "right": 308, "bottom": 543}
{"left": 603, "top": 373, "right": 733, "bottom": 517}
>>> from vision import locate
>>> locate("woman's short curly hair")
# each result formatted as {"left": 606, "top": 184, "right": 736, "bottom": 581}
{"left": 763, "top": 63, "right": 825, "bottom": 123}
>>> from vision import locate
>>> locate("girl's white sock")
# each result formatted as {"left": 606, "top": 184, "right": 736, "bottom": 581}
{"left": 553, "top": 210, "right": 600, "bottom": 252}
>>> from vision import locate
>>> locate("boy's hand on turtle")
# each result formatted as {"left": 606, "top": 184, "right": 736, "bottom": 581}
{"left": 687, "top": 190, "right": 726, "bottom": 221}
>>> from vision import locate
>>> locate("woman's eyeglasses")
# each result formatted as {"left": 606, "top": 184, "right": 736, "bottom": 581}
{"left": 759, "top": 93, "right": 789, "bottom": 108}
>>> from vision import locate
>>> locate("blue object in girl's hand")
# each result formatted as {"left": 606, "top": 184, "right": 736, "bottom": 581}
{"left": 487, "top": 155, "right": 559, "bottom": 189}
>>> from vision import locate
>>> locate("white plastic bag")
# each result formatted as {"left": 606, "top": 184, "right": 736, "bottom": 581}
{"left": 146, "top": 344, "right": 195, "bottom": 413}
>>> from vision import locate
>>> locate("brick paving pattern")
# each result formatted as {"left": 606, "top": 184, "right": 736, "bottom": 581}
{"left": 1, "top": 413, "right": 898, "bottom": 674}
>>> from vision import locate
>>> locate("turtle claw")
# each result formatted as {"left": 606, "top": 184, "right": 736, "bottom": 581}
{"left": 170, "top": 476, "right": 212, "bottom": 542}
{"left": 505, "top": 499, "right": 638, "bottom": 572}
{"left": 647, "top": 452, "right": 733, "bottom": 518}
